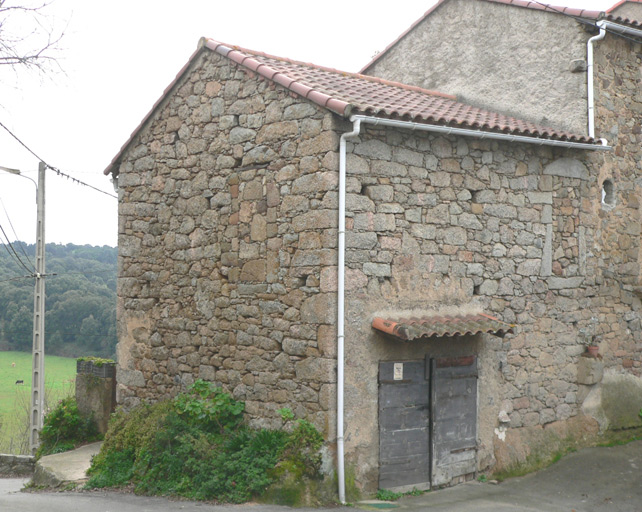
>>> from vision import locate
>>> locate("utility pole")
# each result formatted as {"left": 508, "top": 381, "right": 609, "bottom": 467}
{"left": 30, "top": 161, "right": 46, "bottom": 454}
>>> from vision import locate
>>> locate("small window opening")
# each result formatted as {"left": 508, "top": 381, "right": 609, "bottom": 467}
{"left": 601, "top": 179, "right": 615, "bottom": 207}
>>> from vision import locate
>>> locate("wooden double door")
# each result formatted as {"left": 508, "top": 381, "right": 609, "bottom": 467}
{"left": 378, "top": 355, "right": 478, "bottom": 491}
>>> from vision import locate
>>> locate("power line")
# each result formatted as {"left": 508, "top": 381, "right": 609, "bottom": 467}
{"left": 49, "top": 270, "right": 115, "bottom": 278}
{"left": 2, "top": 329, "right": 116, "bottom": 338}
{"left": 0, "top": 120, "right": 46, "bottom": 163}
{"left": 0, "top": 269, "right": 115, "bottom": 283}
{"left": 0, "top": 119, "right": 118, "bottom": 199}
{"left": 46, "top": 165, "right": 118, "bottom": 199}
{"left": 0, "top": 198, "right": 35, "bottom": 268}
{"left": 0, "top": 222, "right": 36, "bottom": 275}
{"left": 0, "top": 274, "right": 34, "bottom": 284}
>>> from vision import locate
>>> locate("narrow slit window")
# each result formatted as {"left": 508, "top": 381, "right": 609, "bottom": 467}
{"left": 602, "top": 179, "right": 615, "bottom": 207}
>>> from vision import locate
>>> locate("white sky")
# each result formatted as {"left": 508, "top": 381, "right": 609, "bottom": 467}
{"left": 0, "top": 0, "right": 615, "bottom": 248}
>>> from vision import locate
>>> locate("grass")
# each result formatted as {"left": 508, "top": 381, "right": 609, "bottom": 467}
{"left": 0, "top": 351, "right": 77, "bottom": 454}
{"left": 376, "top": 488, "right": 426, "bottom": 501}
{"left": 596, "top": 428, "right": 642, "bottom": 448}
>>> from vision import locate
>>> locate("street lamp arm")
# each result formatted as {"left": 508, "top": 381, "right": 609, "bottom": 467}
{"left": 0, "top": 165, "right": 38, "bottom": 201}
{"left": 0, "top": 165, "right": 21, "bottom": 175}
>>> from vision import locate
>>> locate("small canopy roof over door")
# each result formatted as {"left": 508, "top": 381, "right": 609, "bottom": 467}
{"left": 372, "top": 313, "right": 514, "bottom": 341}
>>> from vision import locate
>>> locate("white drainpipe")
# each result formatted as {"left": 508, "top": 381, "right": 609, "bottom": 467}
{"left": 337, "top": 118, "right": 361, "bottom": 505}
{"left": 335, "top": 109, "right": 610, "bottom": 502}
{"left": 587, "top": 20, "right": 642, "bottom": 140}
{"left": 587, "top": 21, "right": 607, "bottom": 139}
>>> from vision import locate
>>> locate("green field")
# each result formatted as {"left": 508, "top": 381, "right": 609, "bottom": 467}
{"left": 0, "top": 351, "right": 77, "bottom": 454}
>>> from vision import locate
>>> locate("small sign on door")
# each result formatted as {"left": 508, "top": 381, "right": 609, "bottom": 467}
{"left": 393, "top": 363, "right": 404, "bottom": 381}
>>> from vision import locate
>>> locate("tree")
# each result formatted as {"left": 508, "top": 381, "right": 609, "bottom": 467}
{"left": 8, "top": 304, "right": 31, "bottom": 350}
{"left": 0, "top": 0, "right": 64, "bottom": 77}
{"left": 0, "top": 242, "right": 117, "bottom": 358}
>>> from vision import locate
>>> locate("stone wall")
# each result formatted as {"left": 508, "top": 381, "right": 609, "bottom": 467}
{"left": 363, "top": 0, "right": 590, "bottom": 134}
{"left": 572, "top": 30, "right": 642, "bottom": 429}
{"left": 75, "top": 362, "right": 117, "bottom": 435}
{"left": 0, "top": 454, "right": 34, "bottom": 476}
{"left": 115, "top": 49, "right": 341, "bottom": 433}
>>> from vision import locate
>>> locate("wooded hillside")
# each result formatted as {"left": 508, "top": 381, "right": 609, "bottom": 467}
{"left": 0, "top": 243, "right": 117, "bottom": 358}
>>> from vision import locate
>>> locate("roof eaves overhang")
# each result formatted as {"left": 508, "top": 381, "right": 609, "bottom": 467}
{"left": 350, "top": 114, "right": 612, "bottom": 152}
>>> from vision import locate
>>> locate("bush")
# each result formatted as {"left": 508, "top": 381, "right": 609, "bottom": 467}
{"left": 86, "top": 380, "right": 324, "bottom": 504}
{"left": 173, "top": 378, "right": 244, "bottom": 434}
{"left": 37, "top": 396, "right": 100, "bottom": 457}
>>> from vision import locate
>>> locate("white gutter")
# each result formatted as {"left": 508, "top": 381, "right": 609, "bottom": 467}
{"left": 587, "top": 21, "right": 607, "bottom": 139}
{"left": 350, "top": 115, "right": 611, "bottom": 151}
{"left": 600, "top": 19, "right": 642, "bottom": 38}
{"left": 337, "top": 118, "right": 361, "bottom": 505}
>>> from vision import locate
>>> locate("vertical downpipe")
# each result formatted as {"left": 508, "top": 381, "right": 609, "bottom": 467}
{"left": 587, "top": 21, "right": 606, "bottom": 138}
{"left": 337, "top": 119, "right": 361, "bottom": 504}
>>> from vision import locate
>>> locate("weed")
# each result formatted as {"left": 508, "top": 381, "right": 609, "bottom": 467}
{"left": 174, "top": 379, "right": 244, "bottom": 434}
{"left": 278, "top": 407, "right": 294, "bottom": 422}
{"left": 76, "top": 356, "right": 115, "bottom": 367}
{"left": 376, "top": 489, "right": 403, "bottom": 501}
{"left": 477, "top": 474, "right": 487, "bottom": 483}
{"left": 596, "top": 428, "right": 642, "bottom": 448}
{"left": 493, "top": 443, "right": 577, "bottom": 482}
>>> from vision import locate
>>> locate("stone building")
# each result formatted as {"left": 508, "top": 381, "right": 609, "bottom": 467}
{"left": 360, "top": 0, "right": 642, "bottom": 480}
{"left": 105, "top": 3, "right": 642, "bottom": 497}
{"left": 362, "top": 0, "right": 642, "bottom": 135}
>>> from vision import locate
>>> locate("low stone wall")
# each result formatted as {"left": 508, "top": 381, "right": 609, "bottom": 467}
{"left": 0, "top": 454, "right": 35, "bottom": 476}
{"left": 76, "top": 361, "right": 117, "bottom": 435}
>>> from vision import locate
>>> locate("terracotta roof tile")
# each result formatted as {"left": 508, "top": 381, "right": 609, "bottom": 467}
{"left": 604, "top": 12, "right": 642, "bottom": 28}
{"left": 372, "top": 313, "right": 515, "bottom": 341}
{"left": 204, "top": 39, "right": 593, "bottom": 144}
{"left": 607, "top": 0, "right": 642, "bottom": 17}
{"left": 485, "top": 0, "right": 602, "bottom": 18}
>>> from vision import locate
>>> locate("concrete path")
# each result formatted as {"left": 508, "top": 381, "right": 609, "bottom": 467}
{"left": 32, "top": 441, "right": 102, "bottom": 487}
{"left": 390, "top": 440, "right": 642, "bottom": 512}
{"left": 0, "top": 440, "right": 640, "bottom": 511}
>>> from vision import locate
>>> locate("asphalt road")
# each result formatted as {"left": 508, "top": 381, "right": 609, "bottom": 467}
{"left": 0, "top": 479, "right": 318, "bottom": 512}
{"left": 2, "top": 440, "right": 642, "bottom": 512}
